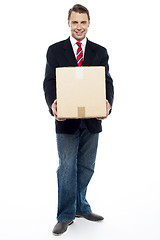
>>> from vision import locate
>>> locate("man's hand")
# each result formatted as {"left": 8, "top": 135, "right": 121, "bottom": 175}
{"left": 51, "top": 100, "right": 66, "bottom": 121}
{"left": 96, "top": 100, "right": 111, "bottom": 120}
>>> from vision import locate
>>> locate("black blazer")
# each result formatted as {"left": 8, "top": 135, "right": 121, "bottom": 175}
{"left": 43, "top": 37, "right": 114, "bottom": 134}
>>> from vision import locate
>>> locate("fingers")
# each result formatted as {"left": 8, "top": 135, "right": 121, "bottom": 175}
{"left": 51, "top": 100, "right": 111, "bottom": 121}
{"left": 96, "top": 117, "right": 107, "bottom": 120}
{"left": 51, "top": 100, "right": 57, "bottom": 116}
{"left": 51, "top": 100, "right": 66, "bottom": 121}
{"left": 96, "top": 100, "right": 111, "bottom": 120}
{"left": 56, "top": 117, "right": 67, "bottom": 121}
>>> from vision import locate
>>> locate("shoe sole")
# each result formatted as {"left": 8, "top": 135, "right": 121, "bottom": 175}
{"left": 75, "top": 215, "right": 104, "bottom": 221}
{"left": 69, "top": 220, "right": 74, "bottom": 225}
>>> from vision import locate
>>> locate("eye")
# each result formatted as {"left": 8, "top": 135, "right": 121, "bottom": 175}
{"left": 72, "top": 21, "right": 78, "bottom": 24}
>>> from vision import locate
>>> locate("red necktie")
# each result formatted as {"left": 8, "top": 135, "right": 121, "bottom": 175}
{"left": 76, "top": 42, "right": 83, "bottom": 66}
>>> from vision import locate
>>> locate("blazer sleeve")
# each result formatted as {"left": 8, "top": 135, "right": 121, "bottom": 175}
{"left": 100, "top": 48, "right": 114, "bottom": 110}
{"left": 43, "top": 45, "right": 58, "bottom": 115}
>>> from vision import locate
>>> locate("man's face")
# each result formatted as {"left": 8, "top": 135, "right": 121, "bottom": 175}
{"left": 68, "top": 11, "right": 90, "bottom": 41}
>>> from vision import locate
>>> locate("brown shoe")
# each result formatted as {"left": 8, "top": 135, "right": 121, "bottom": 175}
{"left": 75, "top": 212, "right": 104, "bottom": 221}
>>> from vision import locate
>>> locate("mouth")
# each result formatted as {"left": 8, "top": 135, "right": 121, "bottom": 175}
{"left": 75, "top": 31, "right": 84, "bottom": 36}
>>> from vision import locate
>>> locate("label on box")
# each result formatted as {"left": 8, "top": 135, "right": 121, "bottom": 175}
{"left": 78, "top": 107, "right": 85, "bottom": 118}
{"left": 76, "top": 67, "right": 84, "bottom": 79}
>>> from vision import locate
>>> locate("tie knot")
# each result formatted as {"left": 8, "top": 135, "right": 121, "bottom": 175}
{"left": 76, "top": 42, "right": 82, "bottom": 47}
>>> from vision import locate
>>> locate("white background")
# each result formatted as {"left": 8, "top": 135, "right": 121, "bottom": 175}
{"left": 0, "top": 0, "right": 160, "bottom": 239}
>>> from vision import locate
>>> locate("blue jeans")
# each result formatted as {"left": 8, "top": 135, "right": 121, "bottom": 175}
{"left": 56, "top": 128, "right": 99, "bottom": 222}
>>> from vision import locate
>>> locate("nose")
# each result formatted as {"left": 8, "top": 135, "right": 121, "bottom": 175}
{"left": 77, "top": 23, "right": 81, "bottom": 30}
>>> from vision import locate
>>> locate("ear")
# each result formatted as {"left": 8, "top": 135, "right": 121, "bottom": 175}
{"left": 88, "top": 21, "right": 90, "bottom": 27}
{"left": 68, "top": 20, "right": 71, "bottom": 27}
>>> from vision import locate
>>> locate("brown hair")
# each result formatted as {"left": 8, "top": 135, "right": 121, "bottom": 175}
{"left": 68, "top": 4, "right": 90, "bottom": 21}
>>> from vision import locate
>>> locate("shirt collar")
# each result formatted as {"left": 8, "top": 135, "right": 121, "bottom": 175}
{"left": 70, "top": 36, "right": 87, "bottom": 47}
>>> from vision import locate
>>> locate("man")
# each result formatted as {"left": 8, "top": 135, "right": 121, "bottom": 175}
{"left": 43, "top": 4, "right": 114, "bottom": 236}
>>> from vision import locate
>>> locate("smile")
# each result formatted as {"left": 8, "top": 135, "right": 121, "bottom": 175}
{"left": 75, "top": 31, "right": 84, "bottom": 35}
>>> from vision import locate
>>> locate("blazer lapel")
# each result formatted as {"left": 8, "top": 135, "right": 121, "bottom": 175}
{"left": 63, "top": 38, "right": 77, "bottom": 66}
{"left": 83, "top": 39, "right": 95, "bottom": 66}
{"left": 63, "top": 38, "right": 95, "bottom": 66}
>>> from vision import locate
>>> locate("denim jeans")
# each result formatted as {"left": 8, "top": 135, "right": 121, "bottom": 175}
{"left": 56, "top": 127, "right": 99, "bottom": 222}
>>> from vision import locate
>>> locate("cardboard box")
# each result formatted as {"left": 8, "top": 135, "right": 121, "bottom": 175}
{"left": 56, "top": 66, "right": 106, "bottom": 119}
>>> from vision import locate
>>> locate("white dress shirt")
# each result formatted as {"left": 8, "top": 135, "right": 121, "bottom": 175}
{"left": 70, "top": 36, "right": 87, "bottom": 60}
{"left": 69, "top": 36, "right": 87, "bottom": 126}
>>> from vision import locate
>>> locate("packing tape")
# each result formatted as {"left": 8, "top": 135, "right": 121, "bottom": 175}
{"left": 76, "top": 67, "right": 84, "bottom": 79}
{"left": 78, "top": 107, "right": 85, "bottom": 118}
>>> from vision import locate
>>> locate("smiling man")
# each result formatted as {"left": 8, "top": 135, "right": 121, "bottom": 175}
{"left": 69, "top": 10, "right": 89, "bottom": 41}
{"left": 43, "top": 4, "right": 114, "bottom": 236}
